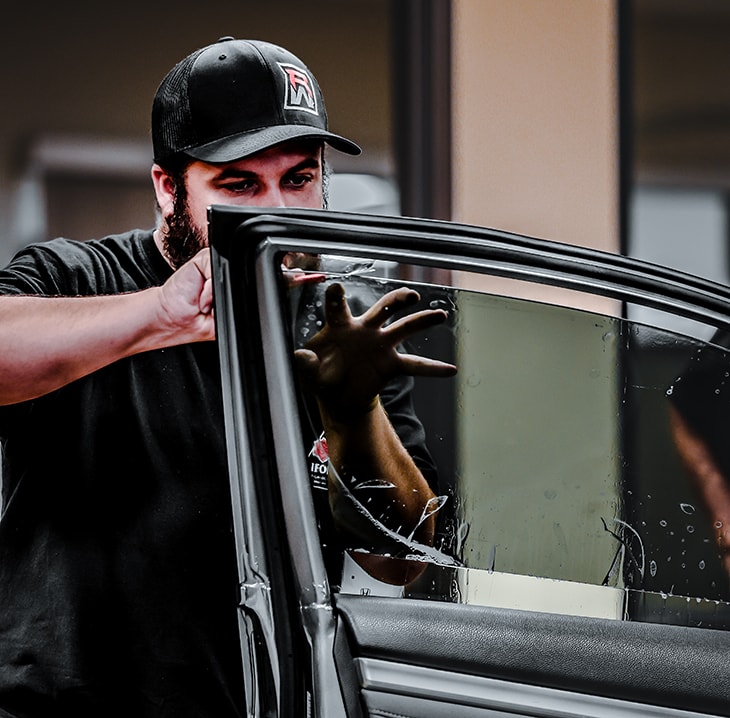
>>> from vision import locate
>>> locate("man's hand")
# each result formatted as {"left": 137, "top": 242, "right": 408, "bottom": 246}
{"left": 294, "top": 282, "right": 456, "bottom": 421}
{"left": 157, "top": 248, "right": 216, "bottom": 343}
{"left": 280, "top": 251, "right": 325, "bottom": 288}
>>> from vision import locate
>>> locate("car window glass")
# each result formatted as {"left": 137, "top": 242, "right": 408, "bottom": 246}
{"left": 284, "top": 254, "right": 730, "bottom": 630}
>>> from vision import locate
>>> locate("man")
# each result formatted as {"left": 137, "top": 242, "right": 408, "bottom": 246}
{"left": 0, "top": 38, "right": 454, "bottom": 716}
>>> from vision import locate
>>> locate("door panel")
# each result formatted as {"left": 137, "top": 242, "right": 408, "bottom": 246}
{"left": 209, "top": 207, "right": 730, "bottom": 717}
{"left": 336, "top": 595, "right": 730, "bottom": 717}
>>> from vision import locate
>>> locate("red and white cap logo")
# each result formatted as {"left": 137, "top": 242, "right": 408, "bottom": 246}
{"left": 278, "top": 62, "right": 319, "bottom": 116}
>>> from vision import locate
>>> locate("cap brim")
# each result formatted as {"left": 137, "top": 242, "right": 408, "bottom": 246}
{"left": 185, "top": 124, "right": 361, "bottom": 163}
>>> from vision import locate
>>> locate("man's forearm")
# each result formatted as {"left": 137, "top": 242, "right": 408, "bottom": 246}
{"left": 321, "top": 398, "right": 436, "bottom": 547}
{"left": 0, "top": 290, "right": 188, "bottom": 405}
{"left": 322, "top": 398, "right": 438, "bottom": 586}
{"left": 669, "top": 405, "right": 730, "bottom": 573}
{"left": 0, "top": 249, "right": 215, "bottom": 406}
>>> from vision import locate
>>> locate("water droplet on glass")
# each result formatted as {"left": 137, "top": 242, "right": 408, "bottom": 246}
{"left": 715, "top": 521, "right": 723, "bottom": 529}
{"left": 699, "top": 560, "right": 706, "bottom": 570}
{"left": 659, "top": 519, "right": 668, "bottom": 527}
{"left": 666, "top": 386, "right": 674, "bottom": 396}
{"left": 649, "top": 560, "right": 657, "bottom": 576}
{"left": 687, "top": 525, "right": 695, "bottom": 534}
{"left": 680, "top": 503, "right": 695, "bottom": 515}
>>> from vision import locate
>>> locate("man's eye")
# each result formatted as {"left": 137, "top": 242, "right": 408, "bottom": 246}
{"left": 285, "top": 174, "right": 313, "bottom": 188}
{"left": 221, "top": 180, "right": 256, "bottom": 193}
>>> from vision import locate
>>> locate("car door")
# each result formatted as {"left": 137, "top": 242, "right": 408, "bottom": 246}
{"left": 209, "top": 206, "right": 730, "bottom": 718}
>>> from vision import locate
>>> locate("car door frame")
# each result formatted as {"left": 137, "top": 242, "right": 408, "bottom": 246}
{"left": 209, "top": 206, "right": 730, "bottom": 718}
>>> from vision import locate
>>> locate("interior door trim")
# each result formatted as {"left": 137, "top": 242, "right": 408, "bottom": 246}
{"left": 356, "top": 657, "right": 724, "bottom": 718}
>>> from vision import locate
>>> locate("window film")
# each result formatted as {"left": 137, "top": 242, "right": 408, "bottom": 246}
{"left": 284, "top": 255, "right": 730, "bottom": 630}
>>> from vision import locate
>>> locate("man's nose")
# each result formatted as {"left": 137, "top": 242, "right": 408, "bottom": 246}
{"left": 260, "top": 184, "right": 286, "bottom": 207}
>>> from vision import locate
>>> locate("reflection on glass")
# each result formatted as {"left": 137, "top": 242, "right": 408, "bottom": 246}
{"left": 285, "top": 255, "right": 730, "bottom": 630}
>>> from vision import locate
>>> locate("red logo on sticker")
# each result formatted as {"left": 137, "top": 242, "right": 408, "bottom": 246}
{"left": 309, "top": 433, "right": 329, "bottom": 463}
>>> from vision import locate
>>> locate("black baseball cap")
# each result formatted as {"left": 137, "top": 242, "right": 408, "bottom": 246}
{"left": 152, "top": 37, "right": 361, "bottom": 165}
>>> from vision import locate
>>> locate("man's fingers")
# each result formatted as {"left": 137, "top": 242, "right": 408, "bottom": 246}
{"left": 383, "top": 308, "right": 448, "bottom": 344}
{"left": 199, "top": 278, "right": 214, "bottom": 314}
{"left": 293, "top": 348, "right": 321, "bottom": 381}
{"left": 362, "top": 287, "right": 420, "bottom": 328}
{"left": 397, "top": 353, "right": 458, "bottom": 378}
{"left": 192, "top": 247, "right": 211, "bottom": 277}
{"left": 282, "top": 265, "right": 326, "bottom": 288}
{"left": 323, "top": 283, "right": 352, "bottom": 327}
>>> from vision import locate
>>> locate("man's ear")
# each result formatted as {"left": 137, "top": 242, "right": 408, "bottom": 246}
{"left": 151, "top": 164, "right": 176, "bottom": 219}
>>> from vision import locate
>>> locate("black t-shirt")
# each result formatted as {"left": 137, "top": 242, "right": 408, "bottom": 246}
{"left": 0, "top": 231, "right": 439, "bottom": 717}
{"left": 0, "top": 231, "right": 244, "bottom": 717}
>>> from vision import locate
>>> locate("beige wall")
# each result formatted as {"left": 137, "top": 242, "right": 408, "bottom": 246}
{"left": 452, "top": 0, "right": 619, "bottom": 252}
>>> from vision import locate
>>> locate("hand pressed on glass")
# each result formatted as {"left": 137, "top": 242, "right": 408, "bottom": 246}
{"left": 295, "top": 282, "right": 456, "bottom": 422}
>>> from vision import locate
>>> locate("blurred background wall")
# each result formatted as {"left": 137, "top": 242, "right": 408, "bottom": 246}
{"left": 0, "top": 0, "right": 394, "bottom": 265}
{"left": 0, "top": 0, "right": 728, "bottom": 279}
{"left": 628, "top": 0, "right": 730, "bottom": 289}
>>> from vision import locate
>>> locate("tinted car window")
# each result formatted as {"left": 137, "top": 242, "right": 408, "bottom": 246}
{"left": 285, "top": 256, "right": 730, "bottom": 630}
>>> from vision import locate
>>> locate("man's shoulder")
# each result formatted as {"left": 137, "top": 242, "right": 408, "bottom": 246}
{"left": 10, "top": 229, "right": 148, "bottom": 266}
{"left": 31, "top": 228, "right": 153, "bottom": 261}
{"left": 1, "top": 228, "right": 170, "bottom": 295}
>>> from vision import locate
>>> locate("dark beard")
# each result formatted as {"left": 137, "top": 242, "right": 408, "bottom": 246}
{"left": 161, "top": 182, "right": 207, "bottom": 270}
